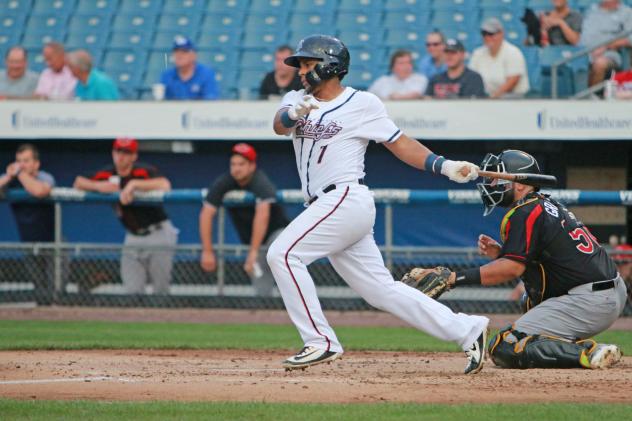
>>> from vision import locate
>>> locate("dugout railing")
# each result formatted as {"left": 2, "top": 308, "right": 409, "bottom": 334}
{"left": 1, "top": 188, "right": 631, "bottom": 315}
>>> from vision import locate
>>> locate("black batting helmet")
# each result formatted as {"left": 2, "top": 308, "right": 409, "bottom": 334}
{"left": 477, "top": 150, "right": 541, "bottom": 216}
{"left": 285, "top": 35, "right": 350, "bottom": 87}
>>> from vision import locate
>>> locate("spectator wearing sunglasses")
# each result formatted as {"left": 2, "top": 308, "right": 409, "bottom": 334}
{"left": 417, "top": 31, "right": 447, "bottom": 80}
{"left": 470, "top": 18, "right": 529, "bottom": 98}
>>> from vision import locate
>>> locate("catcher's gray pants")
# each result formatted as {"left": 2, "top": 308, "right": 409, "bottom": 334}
{"left": 250, "top": 228, "right": 284, "bottom": 297}
{"left": 122, "top": 220, "right": 178, "bottom": 294}
{"left": 514, "top": 276, "right": 627, "bottom": 340}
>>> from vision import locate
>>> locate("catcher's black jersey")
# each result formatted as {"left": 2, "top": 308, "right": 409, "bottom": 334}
{"left": 499, "top": 192, "right": 617, "bottom": 300}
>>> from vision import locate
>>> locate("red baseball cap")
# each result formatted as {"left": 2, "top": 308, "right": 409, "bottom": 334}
{"left": 113, "top": 137, "right": 138, "bottom": 153}
{"left": 613, "top": 244, "right": 632, "bottom": 263}
{"left": 232, "top": 142, "right": 256, "bottom": 162}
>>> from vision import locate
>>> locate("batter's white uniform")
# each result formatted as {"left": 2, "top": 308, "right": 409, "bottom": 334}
{"left": 267, "top": 87, "right": 488, "bottom": 354}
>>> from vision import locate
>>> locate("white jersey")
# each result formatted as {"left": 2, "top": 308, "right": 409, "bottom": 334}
{"left": 279, "top": 87, "right": 402, "bottom": 201}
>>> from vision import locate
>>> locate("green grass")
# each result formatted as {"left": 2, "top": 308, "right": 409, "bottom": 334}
{"left": 0, "top": 400, "right": 630, "bottom": 421}
{"left": 1, "top": 320, "right": 631, "bottom": 354}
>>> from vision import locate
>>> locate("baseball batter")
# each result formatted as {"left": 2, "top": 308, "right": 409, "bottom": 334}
{"left": 268, "top": 35, "right": 489, "bottom": 374}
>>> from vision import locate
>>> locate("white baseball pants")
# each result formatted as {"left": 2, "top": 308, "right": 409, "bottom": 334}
{"left": 267, "top": 183, "right": 488, "bottom": 353}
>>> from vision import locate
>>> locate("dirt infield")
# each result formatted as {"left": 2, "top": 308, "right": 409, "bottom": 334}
{"left": 1, "top": 349, "right": 631, "bottom": 403}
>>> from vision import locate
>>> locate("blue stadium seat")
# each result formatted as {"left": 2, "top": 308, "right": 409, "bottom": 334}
{"left": 337, "top": 29, "right": 385, "bottom": 48}
{"left": 383, "top": 11, "right": 431, "bottom": 29}
{"left": 66, "top": 31, "right": 109, "bottom": 50}
{"left": 288, "top": 30, "right": 316, "bottom": 46}
{"left": 153, "top": 31, "right": 198, "bottom": 49}
{"left": 526, "top": 0, "right": 554, "bottom": 12}
{"left": 25, "top": 48, "right": 47, "bottom": 72}
{"left": 289, "top": 12, "right": 335, "bottom": 33}
{"left": 293, "top": 0, "right": 339, "bottom": 13}
{"left": 213, "top": 69, "right": 238, "bottom": 99}
{"left": 157, "top": 13, "right": 202, "bottom": 34}
{"left": 431, "top": 0, "right": 479, "bottom": 11}
{"left": 237, "top": 69, "right": 267, "bottom": 99}
{"left": 245, "top": 13, "right": 289, "bottom": 29}
{"left": 539, "top": 46, "right": 588, "bottom": 97}
{"left": 109, "top": 31, "right": 153, "bottom": 49}
{"left": 442, "top": 27, "right": 482, "bottom": 52}
{"left": 338, "top": 0, "right": 383, "bottom": 12}
{"left": 519, "top": 46, "right": 541, "bottom": 95}
{"left": 68, "top": 14, "right": 113, "bottom": 33}
{"left": 384, "top": 29, "right": 426, "bottom": 50}
{"left": 198, "top": 49, "right": 239, "bottom": 71}
{"left": 479, "top": 0, "right": 525, "bottom": 9}
{"left": 104, "top": 66, "right": 143, "bottom": 99}
{"left": 575, "top": 0, "right": 595, "bottom": 10}
{"left": 147, "top": 50, "right": 174, "bottom": 74}
{"left": 481, "top": 8, "right": 523, "bottom": 26}
{"left": 0, "top": 12, "right": 26, "bottom": 41}
{"left": 0, "top": 28, "right": 20, "bottom": 51}
{"left": 335, "top": 11, "right": 382, "bottom": 30}
{"left": 348, "top": 46, "right": 386, "bottom": 68}
{"left": 198, "top": 30, "right": 243, "bottom": 50}
{"left": 250, "top": 0, "right": 292, "bottom": 13}
{"left": 344, "top": 65, "right": 378, "bottom": 90}
{"left": 384, "top": 0, "right": 429, "bottom": 12}
{"left": 75, "top": 0, "right": 119, "bottom": 15}
{"left": 25, "top": 15, "right": 69, "bottom": 34}
{"left": 0, "top": 0, "right": 32, "bottom": 14}
{"left": 242, "top": 30, "right": 288, "bottom": 50}
{"left": 431, "top": 11, "right": 479, "bottom": 30}
{"left": 502, "top": 22, "right": 527, "bottom": 45}
{"left": 162, "top": 0, "right": 205, "bottom": 14}
{"left": 205, "top": 0, "right": 250, "bottom": 15}
{"left": 31, "top": 0, "right": 76, "bottom": 16}
{"left": 118, "top": 0, "right": 163, "bottom": 14}
{"left": 103, "top": 49, "right": 148, "bottom": 70}
{"left": 112, "top": 14, "right": 158, "bottom": 34}
{"left": 240, "top": 50, "right": 275, "bottom": 71}
{"left": 22, "top": 30, "right": 66, "bottom": 50}
{"left": 201, "top": 13, "right": 245, "bottom": 31}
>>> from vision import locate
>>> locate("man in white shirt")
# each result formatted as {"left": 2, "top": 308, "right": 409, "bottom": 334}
{"left": 34, "top": 42, "right": 77, "bottom": 100}
{"left": 369, "top": 50, "right": 428, "bottom": 100}
{"left": 470, "top": 18, "right": 530, "bottom": 98}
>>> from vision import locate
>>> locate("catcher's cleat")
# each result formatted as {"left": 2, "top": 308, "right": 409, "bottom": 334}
{"left": 282, "top": 346, "right": 342, "bottom": 371}
{"left": 588, "top": 344, "right": 622, "bottom": 369}
{"left": 464, "top": 328, "right": 488, "bottom": 375}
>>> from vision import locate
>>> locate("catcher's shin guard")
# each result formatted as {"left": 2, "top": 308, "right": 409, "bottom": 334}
{"left": 488, "top": 326, "right": 596, "bottom": 369}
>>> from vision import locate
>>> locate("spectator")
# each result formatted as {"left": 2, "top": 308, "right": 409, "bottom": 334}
{"left": 259, "top": 45, "right": 303, "bottom": 100}
{"left": 0, "top": 144, "right": 55, "bottom": 304}
{"left": 67, "top": 50, "right": 119, "bottom": 100}
{"left": 580, "top": 0, "right": 632, "bottom": 87}
{"left": 73, "top": 138, "right": 178, "bottom": 295}
{"left": 418, "top": 31, "right": 447, "bottom": 80}
{"left": 470, "top": 18, "right": 530, "bottom": 98}
{"left": 613, "top": 244, "right": 632, "bottom": 302}
{"left": 368, "top": 50, "right": 428, "bottom": 100}
{"left": 160, "top": 36, "right": 219, "bottom": 100}
{"left": 425, "top": 39, "right": 486, "bottom": 99}
{"left": 0, "top": 46, "right": 39, "bottom": 99}
{"left": 34, "top": 42, "right": 77, "bottom": 100}
{"left": 612, "top": 69, "right": 632, "bottom": 99}
{"left": 199, "top": 143, "right": 289, "bottom": 297}
{"left": 540, "top": 0, "right": 582, "bottom": 46}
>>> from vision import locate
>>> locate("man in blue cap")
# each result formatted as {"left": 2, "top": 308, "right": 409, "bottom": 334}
{"left": 160, "top": 36, "right": 219, "bottom": 100}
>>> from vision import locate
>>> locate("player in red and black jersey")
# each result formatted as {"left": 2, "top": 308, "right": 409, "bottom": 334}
{"left": 73, "top": 138, "right": 178, "bottom": 295}
{"left": 439, "top": 150, "right": 627, "bottom": 369}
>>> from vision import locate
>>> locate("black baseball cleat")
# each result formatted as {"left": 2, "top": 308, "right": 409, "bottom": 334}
{"left": 282, "top": 346, "right": 342, "bottom": 371}
{"left": 464, "top": 328, "right": 488, "bottom": 375}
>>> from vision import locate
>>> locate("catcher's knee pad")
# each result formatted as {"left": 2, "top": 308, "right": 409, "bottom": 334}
{"left": 488, "top": 325, "right": 596, "bottom": 369}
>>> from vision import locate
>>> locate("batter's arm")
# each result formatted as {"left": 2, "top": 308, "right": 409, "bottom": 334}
{"left": 273, "top": 107, "right": 293, "bottom": 136}
{"left": 383, "top": 134, "right": 433, "bottom": 170}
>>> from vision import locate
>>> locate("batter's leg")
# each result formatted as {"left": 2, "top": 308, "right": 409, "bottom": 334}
{"left": 328, "top": 233, "right": 488, "bottom": 351}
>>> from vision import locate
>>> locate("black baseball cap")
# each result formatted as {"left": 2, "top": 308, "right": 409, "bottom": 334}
{"left": 444, "top": 39, "right": 465, "bottom": 52}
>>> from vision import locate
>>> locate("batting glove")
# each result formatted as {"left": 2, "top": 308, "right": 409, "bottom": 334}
{"left": 441, "top": 160, "right": 479, "bottom": 183}
{"left": 287, "top": 95, "right": 319, "bottom": 120}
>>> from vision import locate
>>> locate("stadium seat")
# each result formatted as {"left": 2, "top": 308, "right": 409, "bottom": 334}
{"left": 344, "top": 65, "right": 378, "bottom": 90}
{"left": 153, "top": 31, "right": 198, "bottom": 49}
{"left": 118, "top": 0, "right": 163, "bottom": 15}
{"left": 25, "top": 48, "right": 46, "bottom": 72}
{"left": 480, "top": 0, "right": 525, "bottom": 9}
{"left": 31, "top": 0, "right": 76, "bottom": 16}
{"left": 108, "top": 31, "right": 153, "bottom": 50}
{"left": 442, "top": 27, "right": 482, "bottom": 52}
{"left": 68, "top": 14, "right": 113, "bottom": 33}
{"left": 105, "top": 66, "right": 143, "bottom": 99}
{"left": 240, "top": 50, "right": 275, "bottom": 70}
{"left": 0, "top": 12, "right": 26, "bottom": 36}
{"left": 198, "top": 30, "right": 243, "bottom": 50}
{"left": 0, "top": 28, "right": 20, "bottom": 51}
{"left": 519, "top": 45, "right": 541, "bottom": 95}
{"left": 161, "top": 0, "right": 205, "bottom": 14}
{"left": 348, "top": 46, "right": 386, "bottom": 69}
{"left": 201, "top": 13, "right": 245, "bottom": 31}
{"left": 112, "top": 14, "right": 158, "bottom": 34}
{"left": 431, "top": 11, "right": 479, "bottom": 30}
{"left": 539, "top": 46, "right": 588, "bottom": 97}
{"left": 288, "top": 12, "right": 335, "bottom": 33}
{"left": 431, "top": 0, "right": 479, "bottom": 11}
{"left": 205, "top": 0, "right": 250, "bottom": 15}
{"left": 337, "top": 29, "right": 385, "bottom": 49}
{"left": 384, "top": 0, "right": 430, "bottom": 12}
{"left": 241, "top": 30, "right": 288, "bottom": 50}
{"left": 103, "top": 50, "right": 148, "bottom": 71}
{"left": 293, "top": 0, "right": 339, "bottom": 13}
{"left": 198, "top": 49, "right": 239, "bottom": 71}
{"left": 250, "top": 0, "right": 292, "bottom": 13}
{"left": 526, "top": 0, "right": 554, "bottom": 12}
{"left": 213, "top": 69, "right": 238, "bottom": 99}
{"left": 25, "top": 15, "right": 69, "bottom": 34}
{"left": 66, "top": 31, "right": 109, "bottom": 50}
{"left": 75, "top": 0, "right": 119, "bottom": 15}
{"left": 21, "top": 30, "right": 66, "bottom": 50}
{"left": 157, "top": 13, "right": 202, "bottom": 34}
{"left": 0, "top": 0, "right": 32, "bottom": 14}
{"left": 481, "top": 8, "right": 524, "bottom": 26}
{"left": 384, "top": 29, "right": 426, "bottom": 51}
{"left": 335, "top": 11, "right": 382, "bottom": 30}
{"left": 338, "top": 0, "right": 383, "bottom": 12}
{"left": 245, "top": 13, "right": 289, "bottom": 29}
{"left": 147, "top": 50, "right": 174, "bottom": 75}
{"left": 502, "top": 22, "right": 527, "bottom": 45}
{"left": 383, "top": 11, "right": 431, "bottom": 29}
{"left": 236, "top": 69, "right": 267, "bottom": 99}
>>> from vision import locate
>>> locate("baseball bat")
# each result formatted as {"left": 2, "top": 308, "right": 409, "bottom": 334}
{"left": 478, "top": 170, "right": 558, "bottom": 187}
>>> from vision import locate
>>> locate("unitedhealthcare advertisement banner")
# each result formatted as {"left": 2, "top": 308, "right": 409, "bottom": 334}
{"left": 1, "top": 100, "right": 631, "bottom": 140}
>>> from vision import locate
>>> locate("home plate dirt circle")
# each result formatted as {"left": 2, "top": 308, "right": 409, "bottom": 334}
{"left": 1, "top": 349, "right": 631, "bottom": 404}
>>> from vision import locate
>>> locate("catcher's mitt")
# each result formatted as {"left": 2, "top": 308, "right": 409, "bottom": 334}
{"left": 400, "top": 266, "right": 454, "bottom": 299}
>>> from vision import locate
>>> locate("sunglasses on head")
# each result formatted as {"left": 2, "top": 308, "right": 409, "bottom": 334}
{"left": 481, "top": 30, "right": 497, "bottom": 37}
{"left": 426, "top": 42, "right": 442, "bottom": 47}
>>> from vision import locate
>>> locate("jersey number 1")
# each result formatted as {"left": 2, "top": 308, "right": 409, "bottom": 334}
{"left": 568, "top": 227, "right": 599, "bottom": 254}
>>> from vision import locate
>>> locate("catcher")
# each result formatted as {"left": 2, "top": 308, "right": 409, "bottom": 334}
{"left": 402, "top": 150, "right": 628, "bottom": 369}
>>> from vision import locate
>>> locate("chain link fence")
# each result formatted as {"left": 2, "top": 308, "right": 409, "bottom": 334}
{"left": 0, "top": 243, "right": 629, "bottom": 315}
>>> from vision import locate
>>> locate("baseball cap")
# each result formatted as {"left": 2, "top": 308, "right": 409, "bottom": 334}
{"left": 113, "top": 137, "right": 138, "bottom": 153}
{"left": 232, "top": 143, "right": 257, "bottom": 162}
{"left": 444, "top": 38, "right": 465, "bottom": 52}
{"left": 481, "top": 17, "right": 504, "bottom": 34}
{"left": 173, "top": 35, "right": 195, "bottom": 51}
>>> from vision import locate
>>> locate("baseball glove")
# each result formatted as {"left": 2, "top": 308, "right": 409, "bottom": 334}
{"left": 400, "top": 266, "right": 453, "bottom": 299}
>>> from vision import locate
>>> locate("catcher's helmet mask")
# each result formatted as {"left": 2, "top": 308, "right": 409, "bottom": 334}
{"left": 477, "top": 150, "right": 541, "bottom": 216}
{"left": 285, "top": 35, "right": 350, "bottom": 90}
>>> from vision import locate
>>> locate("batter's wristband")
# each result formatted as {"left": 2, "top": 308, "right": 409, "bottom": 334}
{"left": 454, "top": 267, "right": 482, "bottom": 286}
{"left": 280, "top": 110, "right": 298, "bottom": 128}
{"left": 424, "top": 153, "right": 446, "bottom": 174}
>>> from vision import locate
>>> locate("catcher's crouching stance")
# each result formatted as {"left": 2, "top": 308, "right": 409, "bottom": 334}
{"left": 402, "top": 150, "right": 628, "bottom": 369}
